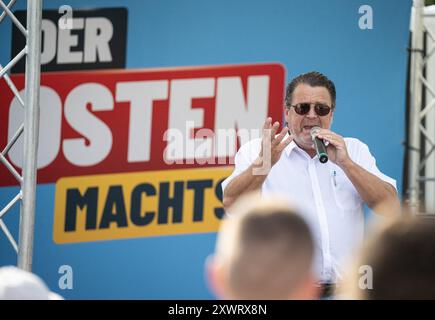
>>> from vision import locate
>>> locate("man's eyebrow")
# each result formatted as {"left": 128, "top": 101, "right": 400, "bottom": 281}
{"left": 294, "top": 99, "right": 330, "bottom": 103}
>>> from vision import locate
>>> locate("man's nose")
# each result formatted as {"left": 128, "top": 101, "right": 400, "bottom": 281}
{"left": 306, "top": 106, "right": 318, "bottom": 118}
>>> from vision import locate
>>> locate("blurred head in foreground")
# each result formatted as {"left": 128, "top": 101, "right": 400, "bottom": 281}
{"left": 338, "top": 215, "right": 435, "bottom": 299}
{"left": 0, "top": 266, "right": 63, "bottom": 300}
{"left": 207, "top": 192, "right": 317, "bottom": 300}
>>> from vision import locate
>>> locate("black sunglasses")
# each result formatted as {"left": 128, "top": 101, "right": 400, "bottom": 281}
{"left": 288, "top": 103, "right": 332, "bottom": 116}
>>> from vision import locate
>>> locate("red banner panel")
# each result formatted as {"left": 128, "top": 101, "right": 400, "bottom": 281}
{"left": 0, "top": 63, "right": 285, "bottom": 187}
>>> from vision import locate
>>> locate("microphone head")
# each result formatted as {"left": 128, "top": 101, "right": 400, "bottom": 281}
{"left": 310, "top": 126, "right": 321, "bottom": 139}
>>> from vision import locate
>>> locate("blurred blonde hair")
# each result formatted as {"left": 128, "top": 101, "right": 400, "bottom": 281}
{"left": 214, "top": 192, "right": 314, "bottom": 299}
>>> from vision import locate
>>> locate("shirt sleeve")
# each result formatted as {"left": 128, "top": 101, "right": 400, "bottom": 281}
{"left": 353, "top": 140, "right": 397, "bottom": 191}
{"left": 220, "top": 139, "right": 261, "bottom": 193}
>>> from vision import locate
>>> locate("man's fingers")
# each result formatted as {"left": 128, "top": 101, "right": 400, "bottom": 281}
{"left": 271, "top": 121, "right": 280, "bottom": 137}
{"left": 317, "top": 131, "right": 342, "bottom": 140}
{"left": 317, "top": 128, "right": 334, "bottom": 136}
{"left": 322, "top": 136, "right": 343, "bottom": 148}
{"left": 277, "top": 135, "right": 293, "bottom": 152}
{"left": 263, "top": 117, "right": 272, "bottom": 130}
{"left": 273, "top": 127, "right": 288, "bottom": 145}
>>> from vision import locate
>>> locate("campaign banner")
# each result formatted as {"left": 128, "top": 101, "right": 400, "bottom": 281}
{"left": 10, "top": 8, "right": 127, "bottom": 73}
{"left": 53, "top": 167, "right": 229, "bottom": 243}
{"left": 0, "top": 63, "right": 285, "bottom": 243}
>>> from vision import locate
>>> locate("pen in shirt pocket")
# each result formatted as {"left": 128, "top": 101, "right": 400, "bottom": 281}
{"left": 332, "top": 170, "right": 337, "bottom": 186}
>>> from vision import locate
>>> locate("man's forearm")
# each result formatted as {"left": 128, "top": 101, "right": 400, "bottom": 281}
{"left": 341, "top": 160, "right": 400, "bottom": 216}
{"left": 223, "top": 158, "right": 269, "bottom": 210}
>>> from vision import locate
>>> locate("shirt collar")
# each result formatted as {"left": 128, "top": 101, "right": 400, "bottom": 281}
{"left": 284, "top": 135, "right": 315, "bottom": 161}
{"left": 284, "top": 134, "right": 298, "bottom": 157}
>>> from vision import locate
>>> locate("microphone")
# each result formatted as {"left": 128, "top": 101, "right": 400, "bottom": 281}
{"left": 310, "top": 126, "right": 328, "bottom": 164}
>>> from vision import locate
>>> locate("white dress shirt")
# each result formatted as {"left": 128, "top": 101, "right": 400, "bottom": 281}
{"left": 221, "top": 136, "right": 397, "bottom": 283}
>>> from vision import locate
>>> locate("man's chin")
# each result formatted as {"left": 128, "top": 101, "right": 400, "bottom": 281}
{"left": 294, "top": 137, "right": 315, "bottom": 150}
{"left": 301, "top": 135, "right": 314, "bottom": 147}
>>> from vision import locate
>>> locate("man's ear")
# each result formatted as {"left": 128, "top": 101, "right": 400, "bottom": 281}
{"left": 284, "top": 105, "right": 290, "bottom": 117}
{"left": 205, "top": 255, "right": 227, "bottom": 299}
{"left": 284, "top": 107, "right": 292, "bottom": 129}
{"left": 329, "top": 109, "right": 334, "bottom": 128}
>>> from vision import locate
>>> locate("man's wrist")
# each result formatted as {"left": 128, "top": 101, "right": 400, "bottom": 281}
{"left": 339, "top": 158, "right": 356, "bottom": 172}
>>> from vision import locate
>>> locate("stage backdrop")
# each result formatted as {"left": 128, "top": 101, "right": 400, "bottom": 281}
{"left": 0, "top": 0, "right": 411, "bottom": 299}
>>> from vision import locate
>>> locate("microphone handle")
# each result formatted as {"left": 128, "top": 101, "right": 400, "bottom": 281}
{"left": 314, "top": 137, "right": 328, "bottom": 163}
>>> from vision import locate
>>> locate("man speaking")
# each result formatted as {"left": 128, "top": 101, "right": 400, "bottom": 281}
{"left": 221, "top": 71, "right": 400, "bottom": 293}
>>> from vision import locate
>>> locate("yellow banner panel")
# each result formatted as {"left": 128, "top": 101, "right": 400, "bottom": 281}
{"left": 53, "top": 167, "right": 232, "bottom": 244}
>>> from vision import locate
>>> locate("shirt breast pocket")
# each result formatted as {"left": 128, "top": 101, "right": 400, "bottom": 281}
{"left": 331, "top": 172, "right": 362, "bottom": 212}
